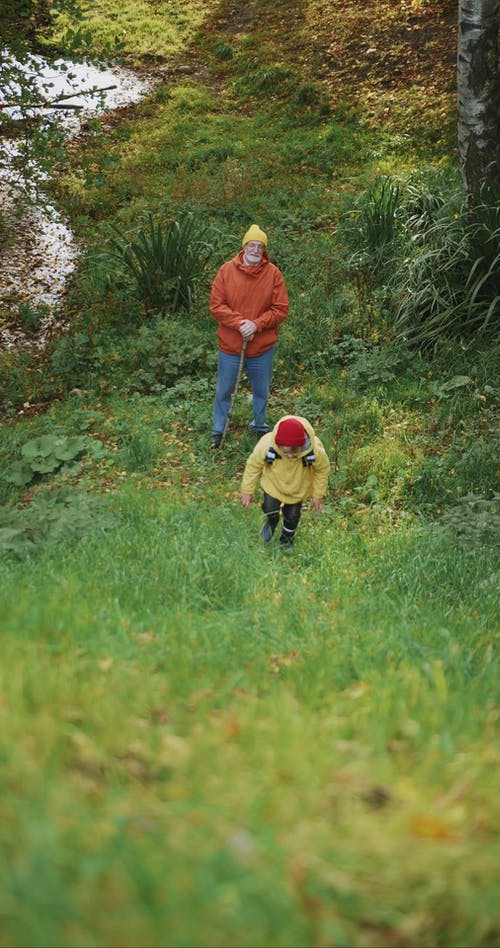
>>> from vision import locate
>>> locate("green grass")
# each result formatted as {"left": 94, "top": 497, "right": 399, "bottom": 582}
{"left": 1, "top": 0, "right": 499, "bottom": 945}
{"left": 0, "top": 382, "right": 498, "bottom": 947}
{"left": 0, "top": 475, "right": 498, "bottom": 948}
{"left": 48, "top": 0, "right": 220, "bottom": 60}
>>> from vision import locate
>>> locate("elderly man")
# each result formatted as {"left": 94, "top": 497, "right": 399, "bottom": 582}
{"left": 209, "top": 224, "right": 289, "bottom": 448}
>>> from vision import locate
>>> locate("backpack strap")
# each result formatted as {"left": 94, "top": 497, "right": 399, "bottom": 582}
{"left": 264, "top": 446, "right": 316, "bottom": 466}
{"left": 265, "top": 446, "right": 281, "bottom": 463}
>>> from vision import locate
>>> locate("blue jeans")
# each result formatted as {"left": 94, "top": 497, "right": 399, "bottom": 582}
{"left": 212, "top": 346, "right": 275, "bottom": 435}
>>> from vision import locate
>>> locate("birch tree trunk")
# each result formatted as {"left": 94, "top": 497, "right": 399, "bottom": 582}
{"left": 457, "top": 0, "right": 500, "bottom": 204}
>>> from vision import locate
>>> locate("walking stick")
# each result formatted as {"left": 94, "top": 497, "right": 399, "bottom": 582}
{"left": 219, "top": 338, "right": 248, "bottom": 448}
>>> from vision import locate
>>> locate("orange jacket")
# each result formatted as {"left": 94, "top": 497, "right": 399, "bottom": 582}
{"left": 209, "top": 250, "right": 289, "bottom": 357}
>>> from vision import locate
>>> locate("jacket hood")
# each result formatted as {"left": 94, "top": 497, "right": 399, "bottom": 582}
{"left": 270, "top": 415, "right": 316, "bottom": 458}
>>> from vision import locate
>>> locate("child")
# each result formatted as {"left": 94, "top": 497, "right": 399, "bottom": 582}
{"left": 240, "top": 415, "right": 330, "bottom": 548}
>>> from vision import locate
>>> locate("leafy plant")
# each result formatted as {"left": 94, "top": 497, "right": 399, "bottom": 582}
{"left": 121, "top": 316, "right": 212, "bottom": 395}
{"left": 4, "top": 434, "right": 89, "bottom": 487}
{"left": 345, "top": 342, "right": 410, "bottom": 391}
{"left": 428, "top": 374, "right": 473, "bottom": 399}
{"left": 342, "top": 176, "right": 403, "bottom": 276}
{"left": 0, "top": 485, "right": 110, "bottom": 557}
{"left": 47, "top": 330, "right": 108, "bottom": 391}
{"left": 109, "top": 211, "right": 213, "bottom": 314}
{"left": 426, "top": 493, "right": 500, "bottom": 546}
{"left": 411, "top": 433, "right": 498, "bottom": 509}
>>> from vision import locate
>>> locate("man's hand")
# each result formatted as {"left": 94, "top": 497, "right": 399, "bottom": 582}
{"left": 311, "top": 497, "right": 323, "bottom": 511}
{"left": 241, "top": 493, "right": 253, "bottom": 507}
{"left": 239, "top": 319, "right": 257, "bottom": 340}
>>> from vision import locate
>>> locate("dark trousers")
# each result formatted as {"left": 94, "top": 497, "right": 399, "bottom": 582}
{"left": 262, "top": 492, "right": 302, "bottom": 543}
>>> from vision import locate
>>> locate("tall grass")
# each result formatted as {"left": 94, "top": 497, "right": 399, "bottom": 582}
{"left": 109, "top": 212, "right": 214, "bottom": 314}
{"left": 342, "top": 175, "right": 500, "bottom": 348}
{"left": 0, "top": 483, "right": 498, "bottom": 948}
{"left": 1, "top": 0, "right": 499, "bottom": 944}
{"left": 342, "top": 176, "right": 403, "bottom": 278}
{"left": 393, "top": 186, "right": 500, "bottom": 346}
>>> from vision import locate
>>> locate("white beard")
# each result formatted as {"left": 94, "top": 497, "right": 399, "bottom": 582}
{"left": 243, "top": 250, "right": 263, "bottom": 266}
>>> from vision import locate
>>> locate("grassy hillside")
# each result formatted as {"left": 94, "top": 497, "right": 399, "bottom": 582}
{"left": 0, "top": 1, "right": 498, "bottom": 946}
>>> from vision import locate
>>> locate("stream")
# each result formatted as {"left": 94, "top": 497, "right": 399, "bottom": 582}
{"left": 0, "top": 54, "right": 153, "bottom": 351}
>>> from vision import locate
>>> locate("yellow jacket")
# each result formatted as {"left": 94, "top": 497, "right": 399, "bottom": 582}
{"left": 241, "top": 416, "right": 330, "bottom": 504}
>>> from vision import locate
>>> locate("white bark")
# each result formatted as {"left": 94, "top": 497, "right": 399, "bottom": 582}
{"left": 457, "top": 0, "right": 499, "bottom": 201}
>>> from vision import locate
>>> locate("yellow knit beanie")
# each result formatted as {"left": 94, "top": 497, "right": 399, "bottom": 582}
{"left": 242, "top": 224, "right": 268, "bottom": 247}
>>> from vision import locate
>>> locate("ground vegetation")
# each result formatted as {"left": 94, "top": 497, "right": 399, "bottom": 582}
{"left": 0, "top": 2, "right": 498, "bottom": 946}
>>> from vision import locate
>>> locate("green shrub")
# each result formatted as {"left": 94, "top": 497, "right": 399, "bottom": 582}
{"left": 0, "top": 349, "right": 34, "bottom": 410}
{"left": 121, "top": 316, "right": 213, "bottom": 395}
{"left": 47, "top": 330, "right": 108, "bottom": 391}
{"left": 2, "top": 434, "right": 105, "bottom": 489}
{"left": 411, "top": 436, "right": 498, "bottom": 509}
{"left": 393, "top": 186, "right": 500, "bottom": 347}
{"left": 341, "top": 176, "right": 403, "bottom": 278}
{"left": 109, "top": 211, "right": 214, "bottom": 314}
{"left": 345, "top": 342, "right": 411, "bottom": 391}
{"left": 277, "top": 289, "right": 350, "bottom": 377}
{"left": 0, "top": 486, "right": 111, "bottom": 558}
{"left": 425, "top": 493, "right": 500, "bottom": 546}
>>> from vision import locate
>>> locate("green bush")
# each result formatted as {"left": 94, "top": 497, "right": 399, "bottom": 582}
{"left": 411, "top": 436, "right": 498, "bottom": 509}
{"left": 48, "top": 330, "right": 109, "bottom": 391}
{"left": 0, "top": 349, "right": 34, "bottom": 411}
{"left": 4, "top": 434, "right": 88, "bottom": 488}
{"left": 109, "top": 211, "right": 214, "bottom": 315}
{"left": 341, "top": 176, "right": 403, "bottom": 278}
{"left": 425, "top": 492, "right": 500, "bottom": 547}
{"left": 393, "top": 185, "right": 500, "bottom": 347}
{"left": 0, "top": 486, "right": 111, "bottom": 558}
{"left": 121, "top": 316, "right": 214, "bottom": 395}
{"left": 345, "top": 342, "right": 411, "bottom": 391}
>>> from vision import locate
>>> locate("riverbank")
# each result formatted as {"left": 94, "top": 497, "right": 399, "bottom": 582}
{"left": 0, "top": 56, "right": 152, "bottom": 349}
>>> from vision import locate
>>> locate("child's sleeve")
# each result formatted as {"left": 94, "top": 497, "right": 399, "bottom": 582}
{"left": 312, "top": 439, "right": 330, "bottom": 498}
{"left": 241, "top": 444, "right": 266, "bottom": 495}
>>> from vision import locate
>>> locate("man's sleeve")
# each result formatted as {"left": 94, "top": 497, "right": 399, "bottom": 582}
{"left": 254, "top": 269, "right": 289, "bottom": 330}
{"left": 209, "top": 265, "right": 242, "bottom": 329}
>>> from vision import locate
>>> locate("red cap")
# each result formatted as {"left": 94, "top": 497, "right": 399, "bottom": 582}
{"left": 275, "top": 418, "right": 306, "bottom": 447}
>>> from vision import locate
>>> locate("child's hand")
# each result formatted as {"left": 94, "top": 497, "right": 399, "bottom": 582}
{"left": 311, "top": 497, "right": 323, "bottom": 511}
{"left": 241, "top": 493, "right": 253, "bottom": 507}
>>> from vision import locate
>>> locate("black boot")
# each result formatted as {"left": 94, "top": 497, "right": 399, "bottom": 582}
{"left": 259, "top": 514, "right": 279, "bottom": 543}
{"left": 279, "top": 527, "right": 295, "bottom": 549}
